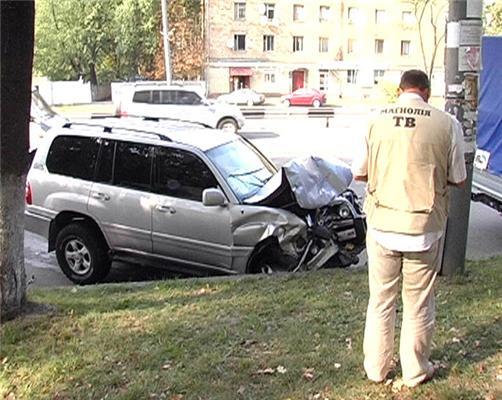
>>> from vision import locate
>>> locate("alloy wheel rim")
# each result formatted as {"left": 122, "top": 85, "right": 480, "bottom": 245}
{"left": 64, "top": 239, "right": 92, "bottom": 275}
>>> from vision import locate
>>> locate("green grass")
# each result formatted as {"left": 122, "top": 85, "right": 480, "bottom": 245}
{"left": 1, "top": 258, "right": 501, "bottom": 400}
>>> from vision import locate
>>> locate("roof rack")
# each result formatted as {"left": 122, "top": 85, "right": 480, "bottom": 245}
{"left": 62, "top": 121, "right": 172, "bottom": 142}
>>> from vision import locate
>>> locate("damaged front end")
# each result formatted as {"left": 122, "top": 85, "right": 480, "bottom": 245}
{"left": 242, "top": 155, "right": 367, "bottom": 273}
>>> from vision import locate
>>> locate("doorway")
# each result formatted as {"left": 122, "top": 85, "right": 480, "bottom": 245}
{"left": 292, "top": 70, "right": 305, "bottom": 91}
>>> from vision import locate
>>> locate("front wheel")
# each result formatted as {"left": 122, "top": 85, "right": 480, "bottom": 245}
{"left": 55, "top": 223, "right": 111, "bottom": 285}
{"left": 283, "top": 99, "right": 291, "bottom": 107}
{"left": 217, "top": 118, "right": 238, "bottom": 133}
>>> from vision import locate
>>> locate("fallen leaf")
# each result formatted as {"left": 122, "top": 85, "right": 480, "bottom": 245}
{"left": 391, "top": 379, "right": 405, "bottom": 392}
{"left": 254, "top": 368, "right": 275, "bottom": 375}
{"left": 1, "top": 357, "right": 8, "bottom": 365}
{"left": 345, "top": 337, "right": 352, "bottom": 350}
{"left": 276, "top": 365, "right": 287, "bottom": 374}
{"left": 303, "top": 368, "right": 315, "bottom": 381}
{"left": 384, "top": 379, "right": 393, "bottom": 386}
{"left": 452, "top": 337, "right": 461, "bottom": 344}
{"left": 237, "top": 385, "right": 245, "bottom": 395}
{"left": 334, "top": 363, "right": 341, "bottom": 369}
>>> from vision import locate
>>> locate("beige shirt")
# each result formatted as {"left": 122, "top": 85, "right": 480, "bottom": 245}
{"left": 352, "top": 93, "right": 467, "bottom": 251}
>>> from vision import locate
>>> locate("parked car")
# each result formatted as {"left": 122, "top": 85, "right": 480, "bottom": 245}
{"left": 25, "top": 118, "right": 365, "bottom": 284}
{"left": 281, "top": 88, "right": 326, "bottom": 107}
{"left": 218, "top": 89, "right": 265, "bottom": 106}
{"left": 116, "top": 83, "right": 245, "bottom": 133}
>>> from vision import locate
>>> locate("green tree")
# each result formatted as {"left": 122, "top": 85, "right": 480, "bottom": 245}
{"left": 35, "top": 0, "right": 161, "bottom": 84}
{"left": 485, "top": 1, "right": 502, "bottom": 35}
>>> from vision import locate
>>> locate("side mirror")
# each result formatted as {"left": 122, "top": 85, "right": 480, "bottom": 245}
{"left": 202, "top": 188, "right": 227, "bottom": 207}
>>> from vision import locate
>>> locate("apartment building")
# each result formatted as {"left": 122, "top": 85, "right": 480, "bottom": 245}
{"left": 204, "top": 0, "right": 446, "bottom": 100}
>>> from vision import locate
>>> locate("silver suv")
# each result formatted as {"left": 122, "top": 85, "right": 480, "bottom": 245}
{"left": 116, "top": 84, "right": 245, "bottom": 133}
{"left": 25, "top": 118, "right": 365, "bottom": 284}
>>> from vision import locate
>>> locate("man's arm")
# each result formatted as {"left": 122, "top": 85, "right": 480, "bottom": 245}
{"left": 447, "top": 116, "right": 467, "bottom": 187}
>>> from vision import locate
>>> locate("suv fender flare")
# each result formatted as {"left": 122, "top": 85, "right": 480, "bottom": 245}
{"left": 48, "top": 212, "right": 109, "bottom": 253}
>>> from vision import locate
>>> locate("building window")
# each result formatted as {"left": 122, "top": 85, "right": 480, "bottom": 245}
{"left": 264, "top": 3, "right": 275, "bottom": 21}
{"left": 374, "top": 39, "right": 384, "bottom": 54}
{"left": 347, "top": 39, "right": 355, "bottom": 54}
{"left": 265, "top": 73, "right": 276, "bottom": 83}
{"left": 374, "top": 69, "right": 385, "bottom": 84}
{"left": 375, "top": 9, "right": 386, "bottom": 24}
{"left": 263, "top": 35, "right": 274, "bottom": 51}
{"left": 348, "top": 7, "right": 359, "bottom": 24}
{"left": 234, "top": 2, "right": 246, "bottom": 20}
{"left": 319, "top": 70, "right": 329, "bottom": 91}
{"left": 402, "top": 11, "right": 414, "bottom": 25}
{"left": 320, "top": 6, "right": 331, "bottom": 22}
{"left": 347, "top": 69, "right": 358, "bottom": 84}
{"left": 401, "top": 40, "right": 410, "bottom": 55}
{"left": 293, "top": 36, "right": 304, "bottom": 52}
{"left": 234, "top": 34, "right": 246, "bottom": 51}
{"left": 319, "top": 37, "right": 329, "bottom": 53}
{"left": 293, "top": 4, "right": 304, "bottom": 21}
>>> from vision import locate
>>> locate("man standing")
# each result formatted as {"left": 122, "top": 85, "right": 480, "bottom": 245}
{"left": 352, "top": 70, "right": 466, "bottom": 387}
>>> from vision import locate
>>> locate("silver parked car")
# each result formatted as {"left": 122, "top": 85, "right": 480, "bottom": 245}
{"left": 25, "top": 118, "right": 365, "bottom": 284}
{"left": 218, "top": 89, "right": 265, "bottom": 106}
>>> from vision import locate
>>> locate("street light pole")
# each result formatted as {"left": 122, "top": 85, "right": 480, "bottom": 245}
{"left": 442, "top": 0, "right": 483, "bottom": 276}
{"left": 161, "top": 0, "right": 172, "bottom": 84}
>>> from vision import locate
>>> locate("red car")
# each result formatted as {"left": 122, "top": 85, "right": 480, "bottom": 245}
{"left": 281, "top": 88, "right": 326, "bottom": 107}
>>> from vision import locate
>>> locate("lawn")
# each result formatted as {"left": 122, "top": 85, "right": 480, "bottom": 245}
{"left": 1, "top": 258, "right": 501, "bottom": 400}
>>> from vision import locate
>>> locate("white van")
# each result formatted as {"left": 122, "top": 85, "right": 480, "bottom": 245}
{"left": 116, "top": 83, "right": 245, "bottom": 133}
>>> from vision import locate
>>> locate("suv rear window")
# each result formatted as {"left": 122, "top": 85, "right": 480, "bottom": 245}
{"left": 46, "top": 135, "right": 99, "bottom": 180}
{"left": 132, "top": 90, "right": 150, "bottom": 103}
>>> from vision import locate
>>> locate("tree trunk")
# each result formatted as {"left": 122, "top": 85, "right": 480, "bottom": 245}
{"left": 0, "top": 1, "right": 35, "bottom": 321}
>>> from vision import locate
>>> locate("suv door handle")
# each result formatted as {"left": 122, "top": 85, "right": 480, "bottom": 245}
{"left": 91, "top": 192, "right": 110, "bottom": 201}
{"left": 156, "top": 204, "right": 176, "bottom": 214}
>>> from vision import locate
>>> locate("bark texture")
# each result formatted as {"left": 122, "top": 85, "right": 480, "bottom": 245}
{"left": 0, "top": 1, "right": 35, "bottom": 321}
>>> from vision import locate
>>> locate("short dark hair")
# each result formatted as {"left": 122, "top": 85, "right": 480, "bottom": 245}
{"left": 399, "top": 70, "right": 430, "bottom": 90}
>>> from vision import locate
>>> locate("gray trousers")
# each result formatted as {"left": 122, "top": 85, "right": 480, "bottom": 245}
{"left": 363, "top": 231, "right": 441, "bottom": 386}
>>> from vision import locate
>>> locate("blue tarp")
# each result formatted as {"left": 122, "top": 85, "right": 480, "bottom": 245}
{"left": 478, "top": 36, "right": 502, "bottom": 176}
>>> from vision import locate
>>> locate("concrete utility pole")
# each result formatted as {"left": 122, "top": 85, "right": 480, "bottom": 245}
{"left": 161, "top": 0, "right": 172, "bottom": 84}
{"left": 442, "top": 0, "right": 483, "bottom": 276}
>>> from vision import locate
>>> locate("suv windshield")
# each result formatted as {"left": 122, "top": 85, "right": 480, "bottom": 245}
{"left": 206, "top": 139, "right": 277, "bottom": 201}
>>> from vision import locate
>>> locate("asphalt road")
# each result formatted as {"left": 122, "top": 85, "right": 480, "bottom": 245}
{"left": 24, "top": 113, "right": 502, "bottom": 288}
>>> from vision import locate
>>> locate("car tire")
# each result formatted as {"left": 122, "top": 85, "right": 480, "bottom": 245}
{"left": 283, "top": 99, "right": 291, "bottom": 107}
{"left": 312, "top": 99, "right": 321, "bottom": 108}
{"left": 247, "top": 240, "right": 293, "bottom": 274}
{"left": 55, "top": 223, "right": 111, "bottom": 285}
{"left": 217, "top": 118, "right": 238, "bottom": 133}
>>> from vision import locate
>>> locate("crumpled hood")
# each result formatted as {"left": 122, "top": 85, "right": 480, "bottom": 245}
{"left": 245, "top": 155, "right": 353, "bottom": 210}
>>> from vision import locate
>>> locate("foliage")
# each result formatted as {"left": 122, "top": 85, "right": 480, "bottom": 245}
{"left": 485, "top": 1, "right": 502, "bottom": 35}
{"left": 34, "top": 0, "right": 161, "bottom": 84}
{"left": 1, "top": 258, "right": 501, "bottom": 399}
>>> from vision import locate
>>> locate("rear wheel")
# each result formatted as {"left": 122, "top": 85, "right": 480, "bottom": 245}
{"left": 217, "top": 118, "right": 238, "bottom": 133}
{"left": 312, "top": 99, "right": 321, "bottom": 108}
{"left": 55, "top": 223, "right": 111, "bottom": 284}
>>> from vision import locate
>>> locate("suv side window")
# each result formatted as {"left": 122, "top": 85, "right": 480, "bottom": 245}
{"left": 160, "top": 90, "right": 176, "bottom": 105}
{"left": 95, "top": 139, "right": 115, "bottom": 184}
{"left": 176, "top": 90, "right": 202, "bottom": 105}
{"left": 114, "top": 141, "right": 153, "bottom": 191}
{"left": 46, "top": 135, "right": 99, "bottom": 180}
{"left": 154, "top": 147, "right": 218, "bottom": 201}
{"left": 132, "top": 90, "right": 150, "bottom": 103}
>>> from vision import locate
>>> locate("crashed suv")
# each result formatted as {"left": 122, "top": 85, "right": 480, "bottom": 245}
{"left": 25, "top": 118, "right": 366, "bottom": 284}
